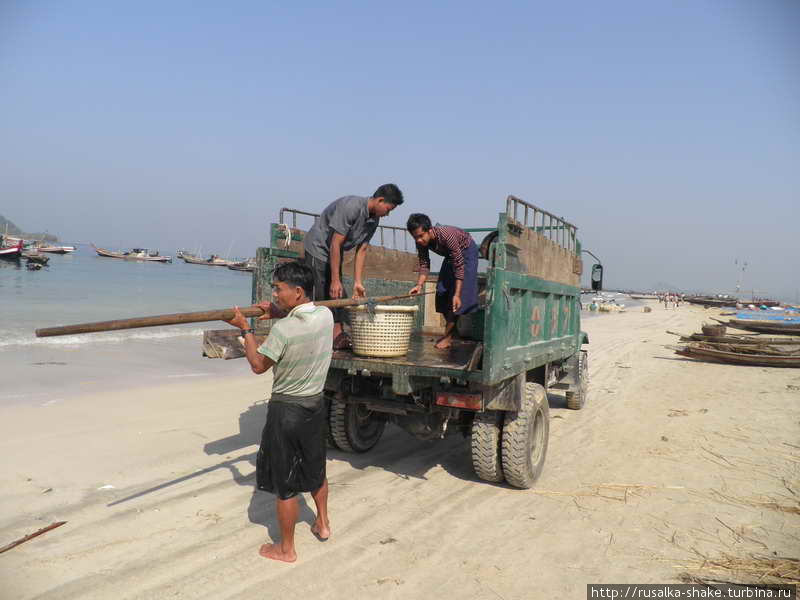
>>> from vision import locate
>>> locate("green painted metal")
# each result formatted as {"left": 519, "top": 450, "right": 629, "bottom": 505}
{"left": 480, "top": 212, "right": 582, "bottom": 386}
{"left": 252, "top": 246, "right": 424, "bottom": 334}
{"left": 254, "top": 205, "right": 587, "bottom": 391}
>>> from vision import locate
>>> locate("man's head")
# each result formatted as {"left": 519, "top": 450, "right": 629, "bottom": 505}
{"left": 271, "top": 261, "right": 314, "bottom": 311}
{"left": 407, "top": 213, "right": 434, "bottom": 247}
{"left": 369, "top": 183, "right": 404, "bottom": 218}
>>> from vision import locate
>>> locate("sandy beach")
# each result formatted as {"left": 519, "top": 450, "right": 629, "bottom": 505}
{"left": 1, "top": 302, "right": 798, "bottom": 599}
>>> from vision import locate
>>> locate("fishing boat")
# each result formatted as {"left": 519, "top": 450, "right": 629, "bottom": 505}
{"left": 92, "top": 244, "right": 172, "bottom": 263}
{"left": 628, "top": 294, "right": 659, "bottom": 300}
{"left": 181, "top": 253, "right": 233, "bottom": 267}
{"left": 37, "top": 244, "right": 76, "bottom": 254}
{"left": 228, "top": 258, "right": 256, "bottom": 272}
{"left": 0, "top": 239, "right": 23, "bottom": 259}
{"left": 713, "top": 310, "right": 800, "bottom": 336}
{"left": 721, "top": 319, "right": 800, "bottom": 336}
{"left": 684, "top": 295, "right": 739, "bottom": 308}
{"left": 670, "top": 332, "right": 800, "bottom": 346}
{"left": 676, "top": 343, "right": 800, "bottom": 368}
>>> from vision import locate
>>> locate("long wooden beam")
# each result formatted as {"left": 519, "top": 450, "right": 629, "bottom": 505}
{"left": 35, "top": 292, "right": 430, "bottom": 338}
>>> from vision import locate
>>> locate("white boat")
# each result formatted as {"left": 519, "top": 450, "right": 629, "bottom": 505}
{"left": 92, "top": 244, "right": 172, "bottom": 263}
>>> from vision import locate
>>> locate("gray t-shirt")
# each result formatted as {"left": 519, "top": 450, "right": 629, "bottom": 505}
{"left": 303, "top": 195, "right": 379, "bottom": 261}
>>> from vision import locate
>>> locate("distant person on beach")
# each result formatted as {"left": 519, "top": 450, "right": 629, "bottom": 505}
{"left": 407, "top": 213, "right": 479, "bottom": 349}
{"left": 223, "top": 261, "right": 333, "bottom": 563}
{"left": 303, "top": 184, "right": 404, "bottom": 350}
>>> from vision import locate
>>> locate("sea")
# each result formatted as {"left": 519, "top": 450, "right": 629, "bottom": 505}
{"left": 0, "top": 246, "right": 256, "bottom": 406}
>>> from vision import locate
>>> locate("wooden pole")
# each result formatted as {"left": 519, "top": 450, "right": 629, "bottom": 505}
{"left": 0, "top": 521, "right": 67, "bottom": 554}
{"left": 35, "top": 292, "right": 431, "bottom": 338}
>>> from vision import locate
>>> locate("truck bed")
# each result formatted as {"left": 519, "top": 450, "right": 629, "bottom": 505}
{"left": 331, "top": 332, "right": 483, "bottom": 380}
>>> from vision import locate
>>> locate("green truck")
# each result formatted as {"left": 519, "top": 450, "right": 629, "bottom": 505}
{"left": 206, "top": 195, "right": 591, "bottom": 489}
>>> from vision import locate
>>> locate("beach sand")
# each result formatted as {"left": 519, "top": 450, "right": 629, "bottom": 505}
{"left": 1, "top": 302, "right": 798, "bottom": 598}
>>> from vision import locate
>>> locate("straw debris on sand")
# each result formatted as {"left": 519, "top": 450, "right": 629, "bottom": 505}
{"left": 0, "top": 302, "right": 798, "bottom": 599}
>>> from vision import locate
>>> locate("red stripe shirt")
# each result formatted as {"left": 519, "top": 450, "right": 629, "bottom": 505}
{"left": 417, "top": 226, "right": 473, "bottom": 280}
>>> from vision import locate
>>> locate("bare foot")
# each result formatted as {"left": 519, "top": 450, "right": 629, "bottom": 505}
{"left": 434, "top": 336, "right": 453, "bottom": 349}
{"left": 258, "top": 543, "right": 297, "bottom": 563}
{"left": 311, "top": 520, "right": 330, "bottom": 541}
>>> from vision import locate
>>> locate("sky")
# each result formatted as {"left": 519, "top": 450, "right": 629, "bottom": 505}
{"left": 1, "top": 1, "right": 798, "bottom": 299}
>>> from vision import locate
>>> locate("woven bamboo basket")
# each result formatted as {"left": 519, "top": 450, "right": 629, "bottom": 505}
{"left": 347, "top": 305, "right": 419, "bottom": 357}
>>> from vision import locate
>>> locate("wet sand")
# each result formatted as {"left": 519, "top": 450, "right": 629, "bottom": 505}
{"left": 1, "top": 302, "right": 798, "bottom": 598}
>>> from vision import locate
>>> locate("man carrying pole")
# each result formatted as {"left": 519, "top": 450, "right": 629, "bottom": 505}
{"left": 223, "top": 261, "right": 333, "bottom": 563}
{"left": 302, "top": 183, "right": 404, "bottom": 349}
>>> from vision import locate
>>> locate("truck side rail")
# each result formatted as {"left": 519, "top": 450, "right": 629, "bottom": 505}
{"left": 505, "top": 195, "right": 578, "bottom": 254}
{"left": 278, "top": 207, "right": 414, "bottom": 252}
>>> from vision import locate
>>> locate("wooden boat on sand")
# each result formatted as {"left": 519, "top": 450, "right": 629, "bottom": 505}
{"left": 668, "top": 331, "right": 800, "bottom": 346}
{"left": 714, "top": 318, "right": 800, "bottom": 336}
{"left": 675, "top": 343, "right": 800, "bottom": 368}
{"left": 92, "top": 244, "right": 172, "bottom": 263}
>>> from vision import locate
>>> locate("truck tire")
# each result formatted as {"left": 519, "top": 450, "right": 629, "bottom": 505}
{"left": 565, "top": 350, "right": 588, "bottom": 410}
{"left": 471, "top": 411, "right": 504, "bottom": 483}
{"left": 501, "top": 383, "right": 549, "bottom": 489}
{"left": 329, "top": 397, "right": 385, "bottom": 453}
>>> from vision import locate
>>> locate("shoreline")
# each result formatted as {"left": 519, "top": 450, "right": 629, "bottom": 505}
{"left": 1, "top": 302, "right": 797, "bottom": 598}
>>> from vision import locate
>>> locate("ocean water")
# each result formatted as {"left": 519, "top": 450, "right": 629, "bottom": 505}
{"left": 0, "top": 246, "right": 257, "bottom": 405}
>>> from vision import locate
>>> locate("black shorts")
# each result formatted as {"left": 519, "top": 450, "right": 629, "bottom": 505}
{"left": 256, "top": 397, "right": 327, "bottom": 500}
{"left": 303, "top": 253, "right": 347, "bottom": 324}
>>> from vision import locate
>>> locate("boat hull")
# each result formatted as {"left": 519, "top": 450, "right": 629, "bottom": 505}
{"left": 92, "top": 245, "right": 172, "bottom": 263}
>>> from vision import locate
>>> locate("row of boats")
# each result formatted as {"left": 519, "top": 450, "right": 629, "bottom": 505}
{"left": 0, "top": 236, "right": 75, "bottom": 258}
{"left": 92, "top": 245, "right": 256, "bottom": 271}
{"left": 0, "top": 235, "right": 255, "bottom": 272}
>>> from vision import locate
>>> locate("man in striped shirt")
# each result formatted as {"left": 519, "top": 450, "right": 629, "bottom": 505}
{"left": 224, "top": 261, "right": 333, "bottom": 563}
{"left": 407, "top": 214, "right": 479, "bottom": 349}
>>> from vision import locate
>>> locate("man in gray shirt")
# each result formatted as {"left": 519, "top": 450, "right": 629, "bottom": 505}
{"left": 303, "top": 183, "right": 404, "bottom": 349}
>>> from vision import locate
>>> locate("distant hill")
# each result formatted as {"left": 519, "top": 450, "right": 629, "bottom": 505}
{"left": 0, "top": 215, "right": 59, "bottom": 242}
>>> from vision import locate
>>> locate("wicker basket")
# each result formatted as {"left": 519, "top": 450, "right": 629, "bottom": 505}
{"left": 347, "top": 305, "right": 419, "bottom": 357}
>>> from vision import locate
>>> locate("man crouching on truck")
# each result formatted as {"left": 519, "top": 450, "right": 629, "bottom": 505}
{"left": 407, "top": 213, "right": 479, "bottom": 349}
{"left": 223, "top": 261, "right": 333, "bottom": 563}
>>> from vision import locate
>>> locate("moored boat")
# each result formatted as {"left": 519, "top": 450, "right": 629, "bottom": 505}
{"left": 181, "top": 253, "right": 233, "bottom": 267}
{"left": 228, "top": 258, "right": 256, "bottom": 272}
{"left": 37, "top": 244, "right": 76, "bottom": 254}
{"left": 92, "top": 244, "right": 172, "bottom": 263}
{"left": 0, "top": 239, "right": 23, "bottom": 259}
{"left": 684, "top": 295, "right": 739, "bottom": 308}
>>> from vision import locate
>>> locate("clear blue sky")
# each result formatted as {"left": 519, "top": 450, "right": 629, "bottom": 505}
{"left": 1, "top": 1, "right": 797, "bottom": 298}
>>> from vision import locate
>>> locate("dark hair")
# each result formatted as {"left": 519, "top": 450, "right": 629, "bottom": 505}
{"left": 273, "top": 261, "right": 314, "bottom": 298}
{"left": 373, "top": 183, "right": 404, "bottom": 206}
{"left": 406, "top": 213, "right": 432, "bottom": 233}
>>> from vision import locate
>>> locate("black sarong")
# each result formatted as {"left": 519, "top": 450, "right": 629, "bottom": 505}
{"left": 256, "top": 394, "right": 327, "bottom": 500}
{"left": 436, "top": 240, "right": 479, "bottom": 318}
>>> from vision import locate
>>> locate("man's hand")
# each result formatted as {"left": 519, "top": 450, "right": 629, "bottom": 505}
{"left": 224, "top": 306, "right": 249, "bottom": 330}
{"left": 408, "top": 285, "right": 422, "bottom": 295}
{"left": 329, "top": 280, "right": 344, "bottom": 299}
{"left": 353, "top": 281, "right": 366, "bottom": 298}
{"left": 452, "top": 295, "right": 462, "bottom": 313}
{"left": 255, "top": 301, "right": 281, "bottom": 321}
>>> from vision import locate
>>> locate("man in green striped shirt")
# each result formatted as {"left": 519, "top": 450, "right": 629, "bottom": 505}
{"left": 224, "top": 261, "right": 333, "bottom": 563}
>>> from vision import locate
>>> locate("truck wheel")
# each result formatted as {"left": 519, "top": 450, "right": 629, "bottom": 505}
{"left": 329, "top": 397, "right": 385, "bottom": 453}
{"left": 565, "top": 350, "right": 588, "bottom": 410}
{"left": 501, "top": 383, "right": 549, "bottom": 489}
{"left": 471, "top": 411, "right": 504, "bottom": 483}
